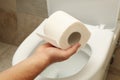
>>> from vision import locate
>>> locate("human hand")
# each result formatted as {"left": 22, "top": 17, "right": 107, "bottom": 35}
{"left": 0, "top": 42, "right": 80, "bottom": 80}
{"left": 32, "top": 43, "right": 80, "bottom": 64}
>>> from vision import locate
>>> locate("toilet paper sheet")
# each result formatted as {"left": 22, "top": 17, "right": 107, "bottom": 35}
{"left": 37, "top": 11, "right": 91, "bottom": 49}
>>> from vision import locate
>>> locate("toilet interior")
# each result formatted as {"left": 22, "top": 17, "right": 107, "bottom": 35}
{"left": 34, "top": 41, "right": 92, "bottom": 79}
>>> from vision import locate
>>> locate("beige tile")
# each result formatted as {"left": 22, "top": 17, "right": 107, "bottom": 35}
{"left": 17, "top": 0, "right": 48, "bottom": 17}
{"left": 110, "top": 47, "right": 120, "bottom": 72}
{"left": 108, "top": 67, "right": 120, "bottom": 76}
{"left": 0, "top": 0, "right": 16, "bottom": 12}
{"left": 0, "top": 42, "right": 10, "bottom": 55}
{"left": 106, "top": 73, "right": 120, "bottom": 80}
{"left": 0, "top": 9, "right": 17, "bottom": 45}
{"left": 106, "top": 35, "right": 120, "bottom": 79}
{"left": 15, "top": 13, "right": 45, "bottom": 45}
{"left": 0, "top": 0, "right": 47, "bottom": 45}
{"left": 0, "top": 43, "right": 17, "bottom": 72}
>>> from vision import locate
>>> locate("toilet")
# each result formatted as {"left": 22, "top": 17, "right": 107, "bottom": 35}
{"left": 12, "top": 0, "right": 120, "bottom": 80}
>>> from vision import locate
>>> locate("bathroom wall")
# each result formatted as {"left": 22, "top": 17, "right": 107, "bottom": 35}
{"left": 0, "top": 0, "right": 48, "bottom": 45}
{"left": 15, "top": 0, "right": 48, "bottom": 45}
{"left": 15, "top": 0, "right": 120, "bottom": 45}
{"left": 0, "top": 0, "right": 17, "bottom": 45}
{"left": 0, "top": 0, "right": 120, "bottom": 45}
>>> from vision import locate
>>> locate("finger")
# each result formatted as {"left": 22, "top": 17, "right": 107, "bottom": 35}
{"left": 64, "top": 43, "right": 80, "bottom": 57}
{"left": 40, "top": 43, "right": 53, "bottom": 48}
{"left": 44, "top": 43, "right": 53, "bottom": 47}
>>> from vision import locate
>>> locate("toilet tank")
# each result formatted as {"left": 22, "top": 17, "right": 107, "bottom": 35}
{"left": 47, "top": 0, "right": 120, "bottom": 29}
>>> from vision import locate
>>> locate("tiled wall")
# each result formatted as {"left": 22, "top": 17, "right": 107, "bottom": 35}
{"left": 0, "top": 0, "right": 17, "bottom": 45}
{"left": 0, "top": 0, "right": 48, "bottom": 45}
{"left": 15, "top": 0, "right": 48, "bottom": 45}
{"left": 17, "top": 0, "right": 48, "bottom": 17}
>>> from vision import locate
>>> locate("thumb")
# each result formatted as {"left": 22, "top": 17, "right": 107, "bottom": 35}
{"left": 64, "top": 43, "right": 80, "bottom": 57}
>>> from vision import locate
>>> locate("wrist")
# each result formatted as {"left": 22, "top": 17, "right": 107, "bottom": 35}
{"left": 29, "top": 53, "right": 52, "bottom": 68}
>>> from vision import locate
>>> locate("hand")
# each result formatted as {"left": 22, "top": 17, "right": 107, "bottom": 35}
{"left": 32, "top": 43, "right": 80, "bottom": 64}
{"left": 0, "top": 42, "right": 80, "bottom": 80}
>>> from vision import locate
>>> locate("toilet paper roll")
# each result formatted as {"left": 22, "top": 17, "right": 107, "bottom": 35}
{"left": 37, "top": 11, "right": 91, "bottom": 49}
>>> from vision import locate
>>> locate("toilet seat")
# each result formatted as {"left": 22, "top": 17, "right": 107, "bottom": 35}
{"left": 72, "top": 29, "right": 114, "bottom": 80}
{"left": 12, "top": 20, "right": 114, "bottom": 80}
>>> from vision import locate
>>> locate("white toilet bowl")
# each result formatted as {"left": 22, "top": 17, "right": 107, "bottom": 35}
{"left": 12, "top": 20, "right": 114, "bottom": 80}
{"left": 12, "top": 0, "right": 120, "bottom": 80}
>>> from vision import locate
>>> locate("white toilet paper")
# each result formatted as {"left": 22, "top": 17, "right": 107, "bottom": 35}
{"left": 37, "top": 11, "right": 91, "bottom": 49}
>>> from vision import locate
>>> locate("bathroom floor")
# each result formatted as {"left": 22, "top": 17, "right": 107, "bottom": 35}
{"left": 0, "top": 41, "right": 120, "bottom": 80}
{"left": 0, "top": 42, "right": 17, "bottom": 72}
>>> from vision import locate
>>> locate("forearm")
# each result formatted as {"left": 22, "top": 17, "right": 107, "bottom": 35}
{"left": 0, "top": 43, "right": 80, "bottom": 80}
{"left": 0, "top": 54, "right": 50, "bottom": 80}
